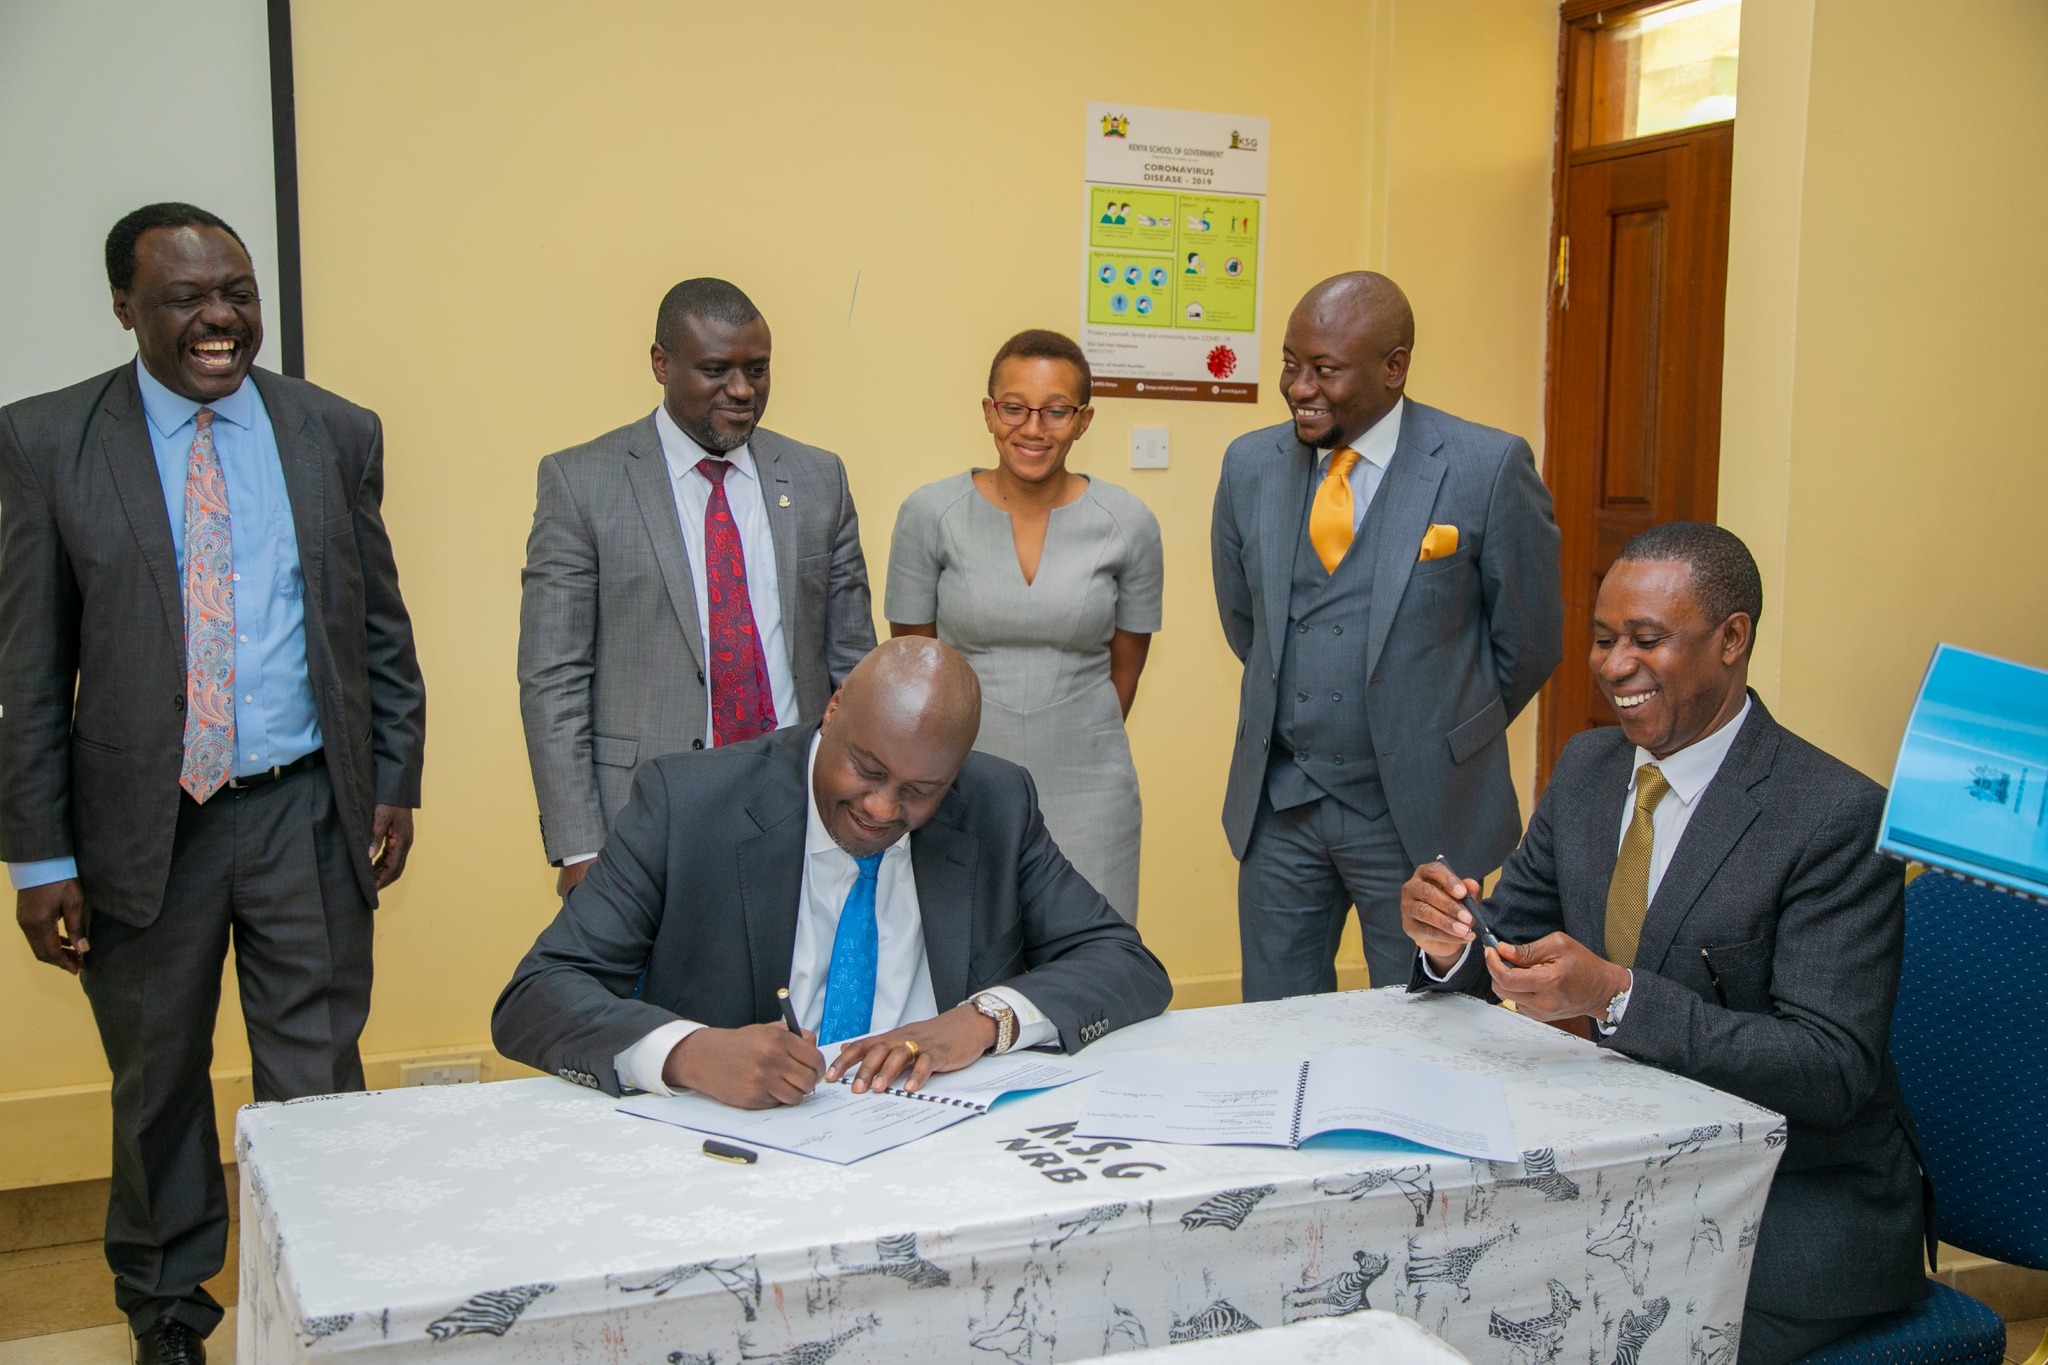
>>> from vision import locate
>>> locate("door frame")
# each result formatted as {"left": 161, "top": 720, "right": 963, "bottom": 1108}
{"left": 1536, "top": 0, "right": 1737, "bottom": 787}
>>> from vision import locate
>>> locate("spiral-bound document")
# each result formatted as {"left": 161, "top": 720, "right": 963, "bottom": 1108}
{"left": 618, "top": 1054, "right": 1098, "bottom": 1164}
{"left": 1075, "top": 1045, "right": 1516, "bottom": 1161}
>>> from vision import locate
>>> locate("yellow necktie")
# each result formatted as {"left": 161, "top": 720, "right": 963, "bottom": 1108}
{"left": 1604, "top": 764, "right": 1672, "bottom": 967}
{"left": 1309, "top": 447, "right": 1363, "bottom": 573}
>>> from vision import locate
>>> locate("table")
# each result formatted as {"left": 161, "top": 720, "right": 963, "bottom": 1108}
{"left": 1073, "top": 1310, "right": 1468, "bottom": 1363}
{"left": 237, "top": 990, "right": 1784, "bottom": 1364}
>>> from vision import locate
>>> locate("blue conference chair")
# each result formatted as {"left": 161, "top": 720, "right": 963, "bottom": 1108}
{"left": 1797, "top": 871, "right": 2048, "bottom": 1365}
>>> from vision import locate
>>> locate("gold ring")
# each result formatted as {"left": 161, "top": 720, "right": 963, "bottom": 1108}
{"left": 900, "top": 1040, "right": 922, "bottom": 1058}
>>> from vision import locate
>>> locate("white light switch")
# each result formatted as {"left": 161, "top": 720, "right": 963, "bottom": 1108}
{"left": 1130, "top": 426, "right": 1170, "bottom": 469}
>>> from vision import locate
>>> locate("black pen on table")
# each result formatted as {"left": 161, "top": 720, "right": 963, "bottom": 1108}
{"left": 777, "top": 986, "right": 802, "bottom": 1034}
{"left": 1433, "top": 855, "right": 1501, "bottom": 950}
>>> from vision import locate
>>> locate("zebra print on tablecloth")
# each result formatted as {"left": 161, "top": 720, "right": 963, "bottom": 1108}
{"left": 422, "top": 1282, "right": 552, "bottom": 1340}
{"left": 1180, "top": 1185, "right": 1276, "bottom": 1231}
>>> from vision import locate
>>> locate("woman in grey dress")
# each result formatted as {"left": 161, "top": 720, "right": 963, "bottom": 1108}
{"left": 887, "top": 330, "right": 1163, "bottom": 922}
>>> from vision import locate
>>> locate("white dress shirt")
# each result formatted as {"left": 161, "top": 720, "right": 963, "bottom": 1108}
{"left": 1422, "top": 696, "right": 1754, "bottom": 1029}
{"left": 614, "top": 736, "right": 1053, "bottom": 1095}
{"left": 1317, "top": 397, "right": 1405, "bottom": 528}
{"left": 655, "top": 404, "right": 799, "bottom": 747}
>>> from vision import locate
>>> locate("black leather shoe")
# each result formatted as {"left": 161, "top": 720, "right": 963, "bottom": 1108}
{"left": 134, "top": 1319, "right": 206, "bottom": 1365}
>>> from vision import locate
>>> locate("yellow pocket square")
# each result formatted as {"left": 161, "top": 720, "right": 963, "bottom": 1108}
{"left": 1418, "top": 524, "right": 1460, "bottom": 561}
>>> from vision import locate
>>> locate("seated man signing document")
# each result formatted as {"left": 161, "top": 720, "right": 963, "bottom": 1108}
{"left": 493, "top": 638, "right": 1171, "bottom": 1107}
{"left": 1402, "top": 523, "right": 1925, "bottom": 1365}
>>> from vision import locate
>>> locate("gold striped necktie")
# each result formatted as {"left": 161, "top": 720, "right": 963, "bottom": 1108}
{"left": 1309, "top": 447, "right": 1363, "bottom": 573}
{"left": 1604, "top": 764, "right": 1672, "bottom": 967}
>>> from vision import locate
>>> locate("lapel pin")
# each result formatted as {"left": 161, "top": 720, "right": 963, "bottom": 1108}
{"left": 778, "top": 494, "right": 791, "bottom": 508}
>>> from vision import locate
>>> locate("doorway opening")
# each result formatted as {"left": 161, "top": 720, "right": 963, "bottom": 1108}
{"left": 1537, "top": 0, "right": 1740, "bottom": 784}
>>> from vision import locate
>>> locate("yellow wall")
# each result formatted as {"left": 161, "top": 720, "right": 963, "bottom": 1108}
{"left": 1720, "top": 0, "right": 2048, "bottom": 776}
{"left": 0, "top": 0, "right": 1562, "bottom": 1186}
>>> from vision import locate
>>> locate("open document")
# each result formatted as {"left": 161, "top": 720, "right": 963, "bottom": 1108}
{"left": 617, "top": 1054, "right": 1097, "bottom": 1164}
{"left": 1880, "top": 643, "right": 2048, "bottom": 901}
{"left": 1075, "top": 1045, "right": 1516, "bottom": 1161}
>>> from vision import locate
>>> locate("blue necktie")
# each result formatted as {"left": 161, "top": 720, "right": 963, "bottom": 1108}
{"left": 818, "top": 852, "right": 885, "bottom": 1046}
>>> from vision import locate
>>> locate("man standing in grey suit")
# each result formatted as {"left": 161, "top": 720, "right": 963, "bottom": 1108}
{"left": 1403, "top": 524, "right": 1926, "bottom": 1363}
{"left": 520, "top": 278, "right": 875, "bottom": 895}
{"left": 0, "top": 204, "right": 427, "bottom": 1365}
{"left": 1212, "top": 272, "right": 1561, "bottom": 997}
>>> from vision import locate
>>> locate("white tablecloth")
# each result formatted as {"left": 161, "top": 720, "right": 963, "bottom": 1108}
{"left": 1075, "top": 1310, "right": 1468, "bottom": 1362}
{"left": 237, "top": 990, "right": 1783, "bottom": 1364}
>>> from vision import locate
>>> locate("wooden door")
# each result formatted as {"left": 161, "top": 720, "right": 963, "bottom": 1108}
{"left": 1537, "top": 0, "right": 1736, "bottom": 785}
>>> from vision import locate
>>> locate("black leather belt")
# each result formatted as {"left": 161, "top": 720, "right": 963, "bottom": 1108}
{"left": 225, "top": 748, "right": 324, "bottom": 790}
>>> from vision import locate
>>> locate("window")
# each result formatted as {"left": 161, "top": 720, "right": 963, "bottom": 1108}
{"left": 1587, "top": 0, "right": 1740, "bottom": 145}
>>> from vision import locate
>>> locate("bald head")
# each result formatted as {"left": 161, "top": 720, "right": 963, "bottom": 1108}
{"left": 1282, "top": 271, "right": 1416, "bottom": 450}
{"left": 812, "top": 639, "right": 983, "bottom": 857}
{"left": 837, "top": 637, "right": 982, "bottom": 754}
{"left": 1293, "top": 271, "right": 1415, "bottom": 352}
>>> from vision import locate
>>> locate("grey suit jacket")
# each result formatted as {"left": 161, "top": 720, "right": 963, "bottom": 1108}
{"left": 491, "top": 722, "right": 1173, "bottom": 1095}
{"left": 0, "top": 364, "right": 427, "bottom": 925}
{"left": 518, "top": 416, "right": 875, "bottom": 863}
{"left": 1211, "top": 401, "right": 1562, "bottom": 870}
{"left": 1411, "top": 696, "right": 1927, "bottom": 1319}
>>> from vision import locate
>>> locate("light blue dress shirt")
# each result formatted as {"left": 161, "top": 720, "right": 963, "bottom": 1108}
{"left": 6, "top": 359, "right": 322, "bottom": 892}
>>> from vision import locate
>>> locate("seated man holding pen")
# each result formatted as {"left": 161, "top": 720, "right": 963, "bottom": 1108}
{"left": 493, "top": 637, "right": 1171, "bottom": 1107}
{"left": 1401, "top": 523, "right": 1925, "bottom": 1365}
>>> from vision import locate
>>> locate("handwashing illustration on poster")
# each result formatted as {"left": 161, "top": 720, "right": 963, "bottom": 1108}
{"left": 1082, "top": 102, "right": 1268, "bottom": 403}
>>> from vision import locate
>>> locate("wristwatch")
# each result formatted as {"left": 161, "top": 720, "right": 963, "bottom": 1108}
{"left": 1600, "top": 973, "right": 1634, "bottom": 1034}
{"left": 970, "top": 992, "right": 1018, "bottom": 1055}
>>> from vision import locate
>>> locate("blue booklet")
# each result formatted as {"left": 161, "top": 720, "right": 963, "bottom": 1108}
{"left": 1879, "top": 643, "right": 2048, "bottom": 901}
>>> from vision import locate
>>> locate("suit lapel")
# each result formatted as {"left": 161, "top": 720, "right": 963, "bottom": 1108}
{"left": 733, "top": 730, "right": 812, "bottom": 1020}
{"left": 1259, "top": 429, "right": 1313, "bottom": 673}
{"left": 626, "top": 416, "right": 707, "bottom": 673}
{"left": 97, "top": 368, "right": 185, "bottom": 644}
{"left": 251, "top": 372, "right": 327, "bottom": 620}
{"left": 1633, "top": 702, "right": 1776, "bottom": 970}
{"left": 1363, "top": 405, "right": 1446, "bottom": 683}
{"left": 754, "top": 431, "right": 801, "bottom": 644}
{"left": 911, "top": 793, "right": 978, "bottom": 1010}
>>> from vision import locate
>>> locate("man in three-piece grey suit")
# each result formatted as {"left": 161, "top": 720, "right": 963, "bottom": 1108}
{"left": 1212, "top": 272, "right": 1562, "bottom": 997}
{"left": 519, "top": 277, "right": 875, "bottom": 894}
{"left": 494, "top": 638, "right": 1170, "bottom": 1109}
{"left": 1404, "top": 523, "right": 1925, "bottom": 1365}
{"left": 0, "top": 205, "right": 425, "bottom": 1364}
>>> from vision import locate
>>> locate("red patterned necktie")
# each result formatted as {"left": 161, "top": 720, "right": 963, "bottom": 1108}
{"left": 180, "top": 409, "right": 236, "bottom": 800}
{"left": 696, "top": 457, "right": 777, "bottom": 745}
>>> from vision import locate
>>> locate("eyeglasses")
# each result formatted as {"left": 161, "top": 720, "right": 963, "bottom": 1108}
{"left": 991, "top": 401, "right": 1083, "bottom": 431}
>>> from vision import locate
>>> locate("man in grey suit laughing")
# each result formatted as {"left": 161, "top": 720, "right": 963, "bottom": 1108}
{"left": 1212, "top": 271, "right": 1562, "bottom": 998}
{"left": 0, "top": 203, "right": 426, "bottom": 1365}
{"left": 519, "top": 278, "right": 876, "bottom": 894}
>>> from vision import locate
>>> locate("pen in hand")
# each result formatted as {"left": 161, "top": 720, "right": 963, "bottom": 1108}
{"left": 777, "top": 986, "right": 802, "bottom": 1035}
{"left": 1434, "top": 855, "right": 1501, "bottom": 950}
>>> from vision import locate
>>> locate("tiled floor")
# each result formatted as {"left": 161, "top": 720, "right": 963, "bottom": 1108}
{"left": 0, "top": 1229, "right": 235, "bottom": 1345}
{"left": 2008, "top": 1316, "right": 2046, "bottom": 1364}
{"left": 0, "top": 1319, "right": 236, "bottom": 1365}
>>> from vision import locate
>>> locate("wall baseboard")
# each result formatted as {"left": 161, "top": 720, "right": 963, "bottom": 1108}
{"left": 0, "top": 967, "right": 1367, "bottom": 1193}
{"left": 0, "top": 1047, "right": 540, "bottom": 1192}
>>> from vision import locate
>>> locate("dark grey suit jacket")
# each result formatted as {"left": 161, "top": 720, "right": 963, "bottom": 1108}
{"left": 518, "top": 416, "right": 875, "bottom": 864}
{"left": 1411, "top": 696, "right": 1926, "bottom": 1319}
{"left": 1211, "top": 401, "right": 1562, "bottom": 872}
{"left": 492, "top": 722, "right": 1173, "bottom": 1096}
{"left": 0, "top": 364, "right": 427, "bottom": 925}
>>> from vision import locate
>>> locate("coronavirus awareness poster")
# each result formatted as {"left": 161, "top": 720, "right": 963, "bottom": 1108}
{"left": 1081, "top": 102, "right": 1269, "bottom": 403}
